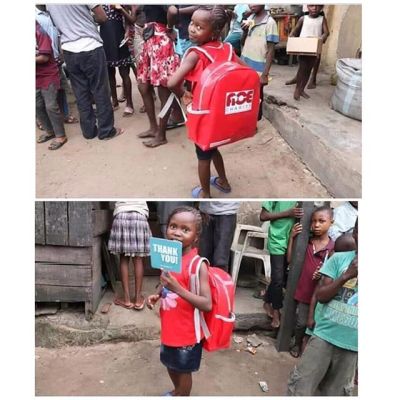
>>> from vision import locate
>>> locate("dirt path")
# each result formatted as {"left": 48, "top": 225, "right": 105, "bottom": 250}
{"left": 36, "top": 74, "right": 330, "bottom": 198}
{"left": 35, "top": 336, "right": 297, "bottom": 396}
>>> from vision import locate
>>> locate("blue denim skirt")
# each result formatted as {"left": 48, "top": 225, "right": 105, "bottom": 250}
{"left": 160, "top": 342, "right": 203, "bottom": 373}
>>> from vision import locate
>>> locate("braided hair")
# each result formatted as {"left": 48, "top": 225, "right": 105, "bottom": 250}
{"left": 198, "top": 5, "right": 229, "bottom": 39}
{"left": 167, "top": 206, "right": 203, "bottom": 238}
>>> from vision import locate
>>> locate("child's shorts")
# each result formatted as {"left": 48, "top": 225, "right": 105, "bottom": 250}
{"left": 160, "top": 342, "right": 203, "bottom": 373}
{"left": 195, "top": 144, "right": 217, "bottom": 161}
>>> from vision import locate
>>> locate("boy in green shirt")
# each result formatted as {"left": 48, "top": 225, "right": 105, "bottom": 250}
{"left": 260, "top": 201, "right": 304, "bottom": 328}
{"left": 287, "top": 219, "right": 358, "bottom": 396}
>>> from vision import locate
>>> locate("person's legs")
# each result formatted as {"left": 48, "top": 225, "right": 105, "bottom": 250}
{"left": 297, "top": 56, "right": 315, "bottom": 99}
{"left": 132, "top": 256, "right": 144, "bottom": 308}
{"left": 142, "top": 85, "right": 171, "bottom": 147}
{"left": 175, "top": 372, "right": 193, "bottom": 396}
{"left": 287, "top": 335, "right": 333, "bottom": 396}
{"left": 307, "top": 55, "right": 321, "bottom": 89}
{"left": 212, "top": 214, "right": 237, "bottom": 273}
{"left": 166, "top": 368, "right": 179, "bottom": 395}
{"left": 264, "top": 254, "right": 286, "bottom": 328}
{"left": 258, "top": 84, "right": 264, "bottom": 121}
{"left": 36, "top": 89, "right": 55, "bottom": 136}
{"left": 41, "top": 83, "right": 66, "bottom": 140}
{"left": 119, "top": 65, "right": 134, "bottom": 112}
{"left": 63, "top": 50, "right": 98, "bottom": 139}
{"left": 108, "top": 66, "right": 119, "bottom": 108}
{"left": 211, "top": 150, "right": 231, "bottom": 192}
{"left": 114, "top": 254, "right": 134, "bottom": 307}
{"left": 291, "top": 302, "right": 309, "bottom": 357}
{"left": 137, "top": 81, "right": 158, "bottom": 137}
{"left": 197, "top": 159, "right": 212, "bottom": 198}
{"left": 318, "top": 346, "right": 358, "bottom": 396}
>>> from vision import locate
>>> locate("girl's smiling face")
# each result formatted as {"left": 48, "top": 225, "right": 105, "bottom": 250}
{"left": 167, "top": 211, "right": 198, "bottom": 252}
{"left": 188, "top": 9, "right": 214, "bottom": 45}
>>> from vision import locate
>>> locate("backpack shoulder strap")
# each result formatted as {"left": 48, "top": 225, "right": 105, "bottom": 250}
{"left": 189, "top": 255, "right": 211, "bottom": 342}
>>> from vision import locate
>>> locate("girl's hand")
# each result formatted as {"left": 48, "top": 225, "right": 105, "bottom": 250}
{"left": 307, "top": 316, "right": 315, "bottom": 330}
{"left": 289, "top": 207, "right": 304, "bottom": 219}
{"left": 182, "top": 90, "right": 193, "bottom": 106}
{"left": 146, "top": 294, "right": 160, "bottom": 309}
{"left": 291, "top": 222, "right": 302, "bottom": 239}
{"left": 160, "top": 271, "right": 182, "bottom": 294}
{"left": 260, "top": 73, "right": 269, "bottom": 86}
{"left": 312, "top": 267, "right": 321, "bottom": 281}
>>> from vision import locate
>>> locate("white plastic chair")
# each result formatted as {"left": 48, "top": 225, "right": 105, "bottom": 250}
{"left": 230, "top": 224, "right": 271, "bottom": 289}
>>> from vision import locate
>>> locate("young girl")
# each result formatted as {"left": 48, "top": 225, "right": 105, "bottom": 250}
{"left": 108, "top": 201, "right": 151, "bottom": 310}
{"left": 286, "top": 205, "right": 334, "bottom": 358}
{"left": 288, "top": 5, "right": 329, "bottom": 100}
{"left": 168, "top": 5, "right": 243, "bottom": 198}
{"left": 147, "top": 206, "right": 212, "bottom": 396}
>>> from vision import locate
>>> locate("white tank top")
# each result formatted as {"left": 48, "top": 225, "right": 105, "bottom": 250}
{"left": 300, "top": 15, "right": 323, "bottom": 38}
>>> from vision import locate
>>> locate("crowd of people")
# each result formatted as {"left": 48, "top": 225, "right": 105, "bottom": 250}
{"left": 106, "top": 200, "right": 358, "bottom": 396}
{"left": 36, "top": 4, "right": 329, "bottom": 197}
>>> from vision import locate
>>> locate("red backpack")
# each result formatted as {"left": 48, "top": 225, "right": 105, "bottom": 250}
{"left": 184, "top": 42, "right": 260, "bottom": 151}
{"left": 188, "top": 255, "right": 236, "bottom": 352}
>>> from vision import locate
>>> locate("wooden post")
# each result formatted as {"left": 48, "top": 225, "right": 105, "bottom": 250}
{"left": 276, "top": 201, "right": 315, "bottom": 352}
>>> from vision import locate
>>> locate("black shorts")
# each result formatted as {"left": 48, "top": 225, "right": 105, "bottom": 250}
{"left": 195, "top": 144, "right": 217, "bottom": 161}
{"left": 160, "top": 342, "right": 203, "bottom": 373}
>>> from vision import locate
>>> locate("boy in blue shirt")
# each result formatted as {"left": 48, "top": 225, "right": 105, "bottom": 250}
{"left": 287, "top": 219, "right": 358, "bottom": 396}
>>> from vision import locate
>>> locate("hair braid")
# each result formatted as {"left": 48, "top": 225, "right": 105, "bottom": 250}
{"left": 198, "top": 5, "right": 229, "bottom": 38}
{"left": 167, "top": 206, "right": 203, "bottom": 237}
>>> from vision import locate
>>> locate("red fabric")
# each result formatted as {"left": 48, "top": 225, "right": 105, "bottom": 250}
{"left": 294, "top": 239, "right": 334, "bottom": 304}
{"left": 160, "top": 247, "right": 204, "bottom": 347}
{"left": 35, "top": 22, "right": 60, "bottom": 90}
{"left": 185, "top": 41, "right": 240, "bottom": 94}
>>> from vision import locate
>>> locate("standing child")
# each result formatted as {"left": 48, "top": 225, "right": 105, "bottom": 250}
{"left": 36, "top": 21, "right": 68, "bottom": 150}
{"left": 260, "top": 201, "right": 304, "bottom": 329}
{"left": 168, "top": 5, "right": 242, "bottom": 198}
{"left": 147, "top": 206, "right": 212, "bottom": 396}
{"left": 241, "top": 4, "right": 279, "bottom": 119}
{"left": 287, "top": 219, "right": 358, "bottom": 396}
{"left": 286, "top": 206, "right": 334, "bottom": 358}
{"left": 108, "top": 201, "right": 151, "bottom": 310}
{"left": 288, "top": 5, "right": 329, "bottom": 100}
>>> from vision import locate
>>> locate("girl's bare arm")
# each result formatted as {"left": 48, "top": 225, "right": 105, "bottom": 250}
{"left": 167, "top": 51, "right": 199, "bottom": 96}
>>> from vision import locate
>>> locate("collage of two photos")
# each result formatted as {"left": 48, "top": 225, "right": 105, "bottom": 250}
{"left": 35, "top": 3, "right": 361, "bottom": 397}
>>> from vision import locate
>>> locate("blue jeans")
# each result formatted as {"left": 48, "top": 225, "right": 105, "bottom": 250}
{"left": 63, "top": 46, "right": 115, "bottom": 139}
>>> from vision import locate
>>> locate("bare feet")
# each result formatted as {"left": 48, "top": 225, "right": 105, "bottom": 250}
{"left": 285, "top": 77, "right": 297, "bottom": 85}
{"left": 114, "top": 298, "right": 135, "bottom": 309}
{"left": 307, "top": 81, "right": 316, "bottom": 89}
{"left": 137, "top": 128, "right": 158, "bottom": 139}
{"left": 134, "top": 295, "right": 145, "bottom": 310}
{"left": 143, "top": 138, "right": 168, "bottom": 148}
{"left": 301, "top": 91, "right": 310, "bottom": 99}
{"left": 294, "top": 89, "right": 301, "bottom": 101}
{"left": 123, "top": 107, "right": 134, "bottom": 117}
{"left": 263, "top": 302, "right": 274, "bottom": 319}
{"left": 271, "top": 309, "right": 281, "bottom": 329}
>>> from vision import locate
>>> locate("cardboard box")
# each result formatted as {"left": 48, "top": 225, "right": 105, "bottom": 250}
{"left": 286, "top": 37, "right": 322, "bottom": 56}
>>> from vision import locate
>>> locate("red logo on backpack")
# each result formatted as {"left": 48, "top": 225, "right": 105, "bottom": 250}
{"left": 184, "top": 43, "right": 260, "bottom": 150}
{"left": 189, "top": 255, "right": 236, "bottom": 352}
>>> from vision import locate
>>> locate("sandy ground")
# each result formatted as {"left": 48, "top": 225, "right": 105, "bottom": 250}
{"left": 36, "top": 73, "right": 330, "bottom": 198}
{"left": 35, "top": 334, "right": 297, "bottom": 396}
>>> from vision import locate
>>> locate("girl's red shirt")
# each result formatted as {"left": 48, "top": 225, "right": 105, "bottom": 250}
{"left": 160, "top": 247, "right": 204, "bottom": 347}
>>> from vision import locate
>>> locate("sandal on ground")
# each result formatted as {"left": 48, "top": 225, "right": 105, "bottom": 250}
{"left": 64, "top": 115, "right": 79, "bottom": 124}
{"left": 118, "top": 95, "right": 126, "bottom": 103}
{"left": 162, "top": 391, "right": 174, "bottom": 396}
{"left": 134, "top": 298, "right": 145, "bottom": 311}
{"left": 191, "top": 186, "right": 204, "bottom": 198}
{"left": 37, "top": 133, "right": 56, "bottom": 143}
{"left": 48, "top": 138, "right": 68, "bottom": 150}
{"left": 122, "top": 107, "right": 134, "bottom": 117}
{"left": 210, "top": 176, "right": 231, "bottom": 193}
{"left": 114, "top": 298, "right": 135, "bottom": 309}
{"left": 289, "top": 344, "right": 301, "bottom": 358}
{"left": 166, "top": 118, "right": 185, "bottom": 130}
{"left": 100, "top": 128, "right": 124, "bottom": 141}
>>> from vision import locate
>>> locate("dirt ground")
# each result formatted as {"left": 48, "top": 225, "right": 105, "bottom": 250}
{"left": 35, "top": 334, "right": 297, "bottom": 396}
{"left": 36, "top": 73, "right": 330, "bottom": 198}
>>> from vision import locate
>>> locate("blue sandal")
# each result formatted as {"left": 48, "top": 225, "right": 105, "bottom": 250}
{"left": 210, "top": 176, "right": 231, "bottom": 193}
{"left": 191, "top": 186, "right": 203, "bottom": 198}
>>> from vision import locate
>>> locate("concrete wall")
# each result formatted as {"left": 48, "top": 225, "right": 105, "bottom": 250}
{"left": 322, "top": 4, "right": 362, "bottom": 74}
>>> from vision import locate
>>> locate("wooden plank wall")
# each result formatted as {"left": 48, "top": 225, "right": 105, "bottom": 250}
{"left": 35, "top": 202, "right": 45, "bottom": 245}
{"left": 45, "top": 202, "right": 68, "bottom": 246}
{"left": 69, "top": 202, "right": 93, "bottom": 247}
